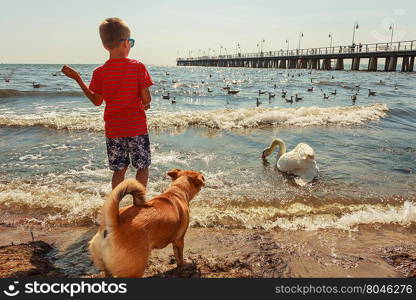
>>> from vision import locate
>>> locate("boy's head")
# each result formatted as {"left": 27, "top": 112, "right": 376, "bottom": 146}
{"left": 99, "top": 18, "right": 131, "bottom": 50}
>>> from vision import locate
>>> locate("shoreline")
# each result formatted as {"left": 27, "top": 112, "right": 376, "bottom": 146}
{"left": 0, "top": 224, "right": 415, "bottom": 278}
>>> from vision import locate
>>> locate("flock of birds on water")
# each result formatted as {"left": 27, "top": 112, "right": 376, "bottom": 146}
{"left": 159, "top": 70, "right": 401, "bottom": 107}
{"left": 2, "top": 69, "right": 399, "bottom": 108}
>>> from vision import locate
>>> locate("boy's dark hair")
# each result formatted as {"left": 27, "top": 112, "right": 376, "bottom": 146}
{"left": 99, "top": 17, "right": 131, "bottom": 49}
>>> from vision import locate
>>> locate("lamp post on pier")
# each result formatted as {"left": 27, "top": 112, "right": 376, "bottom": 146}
{"left": 389, "top": 23, "right": 395, "bottom": 47}
{"left": 236, "top": 42, "right": 241, "bottom": 56}
{"left": 329, "top": 33, "right": 333, "bottom": 48}
{"left": 257, "top": 39, "right": 265, "bottom": 55}
{"left": 298, "top": 32, "right": 304, "bottom": 50}
{"left": 352, "top": 22, "right": 359, "bottom": 45}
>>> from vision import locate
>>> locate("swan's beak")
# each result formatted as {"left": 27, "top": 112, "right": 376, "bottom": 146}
{"left": 261, "top": 150, "right": 266, "bottom": 159}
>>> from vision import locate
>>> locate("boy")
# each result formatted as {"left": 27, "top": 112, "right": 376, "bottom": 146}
{"left": 62, "top": 17, "right": 153, "bottom": 190}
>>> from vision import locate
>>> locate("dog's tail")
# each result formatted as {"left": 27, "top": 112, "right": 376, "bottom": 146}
{"left": 102, "top": 179, "right": 146, "bottom": 229}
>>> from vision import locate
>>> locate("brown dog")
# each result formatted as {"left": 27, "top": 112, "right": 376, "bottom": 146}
{"left": 89, "top": 168, "right": 205, "bottom": 277}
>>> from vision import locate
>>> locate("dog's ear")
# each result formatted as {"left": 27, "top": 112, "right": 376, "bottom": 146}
{"left": 191, "top": 174, "right": 205, "bottom": 188}
{"left": 167, "top": 168, "right": 181, "bottom": 180}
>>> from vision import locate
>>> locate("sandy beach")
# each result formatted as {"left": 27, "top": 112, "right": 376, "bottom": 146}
{"left": 1, "top": 224, "right": 415, "bottom": 278}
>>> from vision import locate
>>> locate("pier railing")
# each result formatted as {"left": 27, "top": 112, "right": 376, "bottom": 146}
{"left": 177, "top": 40, "right": 415, "bottom": 61}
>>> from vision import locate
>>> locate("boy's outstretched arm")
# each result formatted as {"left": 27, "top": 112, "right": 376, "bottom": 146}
{"left": 140, "top": 87, "right": 151, "bottom": 110}
{"left": 61, "top": 65, "right": 103, "bottom": 106}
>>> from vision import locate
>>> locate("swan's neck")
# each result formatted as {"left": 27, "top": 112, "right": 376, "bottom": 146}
{"left": 269, "top": 139, "right": 286, "bottom": 158}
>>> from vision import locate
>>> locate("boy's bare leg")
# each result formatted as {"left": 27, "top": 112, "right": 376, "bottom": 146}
{"left": 112, "top": 167, "right": 128, "bottom": 189}
{"left": 136, "top": 168, "right": 149, "bottom": 187}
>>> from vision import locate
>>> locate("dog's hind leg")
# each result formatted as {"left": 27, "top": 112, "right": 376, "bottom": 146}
{"left": 172, "top": 237, "right": 185, "bottom": 266}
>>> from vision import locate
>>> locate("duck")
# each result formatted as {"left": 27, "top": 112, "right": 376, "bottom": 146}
{"left": 323, "top": 93, "right": 329, "bottom": 100}
{"left": 223, "top": 85, "right": 230, "bottom": 90}
{"left": 368, "top": 89, "right": 376, "bottom": 96}
{"left": 207, "top": 88, "right": 213, "bottom": 93}
{"left": 171, "top": 97, "right": 176, "bottom": 104}
{"left": 258, "top": 90, "right": 267, "bottom": 95}
{"left": 162, "top": 92, "right": 171, "bottom": 100}
{"left": 281, "top": 89, "right": 287, "bottom": 98}
{"left": 268, "top": 93, "right": 275, "bottom": 100}
{"left": 273, "top": 84, "right": 277, "bottom": 89}
{"left": 32, "top": 82, "right": 40, "bottom": 88}
{"left": 295, "top": 94, "right": 303, "bottom": 102}
{"left": 256, "top": 98, "right": 262, "bottom": 107}
{"left": 331, "top": 90, "right": 337, "bottom": 95}
{"left": 172, "top": 80, "right": 178, "bottom": 84}
{"left": 261, "top": 138, "right": 318, "bottom": 186}
{"left": 285, "top": 96, "right": 294, "bottom": 104}
{"left": 227, "top": 89, "right": 239, "bottom": 95}
{"left": 52, "top": 73, "right": 57, "bottom": 76}
{"left": 351, "top": 93, "right": 357, "bottom": 104}
{"left": 5, "top": 78, "right": 10, "bottom": 83}
{"left": 307, "top": 87, "right": 314, "bottom": 92}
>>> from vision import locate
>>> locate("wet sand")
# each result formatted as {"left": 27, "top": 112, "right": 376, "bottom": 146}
{"left": 0, "top": 224, "right": 415, "bottom": 278}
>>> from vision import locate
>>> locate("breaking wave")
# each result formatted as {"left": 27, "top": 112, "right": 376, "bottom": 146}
{"left": 0, "top": 104, "right": 389, "bottom": 131}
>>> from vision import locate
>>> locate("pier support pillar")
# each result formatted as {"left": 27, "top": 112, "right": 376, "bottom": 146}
{"left": 351, "top": 57, "right": 360, "bottom": 71}
{"left": 288, "top": 59, "right": 296, "bottom": 69}
{"left": 368, "top": 57, "right": 378, "bottom": 71}
{"left": 335, "top": 58, "right": 344, "bottom": 70}
{"left": 279, "top": 59, "right": 287, "bottom": 69}
{"left": 401, "top": 57, "right": 410, "bottom": 72}
{"left": 410, "top": 57, "right": 415, "bottom": 72}
{"left": 321, "top": 58, "right": 331, "bottom": 70}
{"left": 384, "top": 57, "right": 390, "bottom": 71}
{"left": 388, "top": 56, "right": 398, "bottom": 72}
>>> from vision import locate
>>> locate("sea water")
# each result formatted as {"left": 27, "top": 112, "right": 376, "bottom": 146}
{"left": 0, "top": 64, "right": 415, "bottom": 230}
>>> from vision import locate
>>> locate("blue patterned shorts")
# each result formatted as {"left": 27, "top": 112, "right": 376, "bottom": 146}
{"left": 106, "top": 134, "right": 151, "bottom": 171}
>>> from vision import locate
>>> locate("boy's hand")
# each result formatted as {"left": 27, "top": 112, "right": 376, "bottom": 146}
{"left": 61, "top": 65, "right": 81, "bottom": 81}
{"left": 144, "top": 104, "right": 150, "bottom": 110}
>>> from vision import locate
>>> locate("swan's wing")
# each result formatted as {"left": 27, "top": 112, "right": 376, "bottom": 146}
{"left": 276, "top": 152, "right": 301, "bottom": 173}
{"left": 277, "top": 145, "right": 315, "bottom": 173}
{"left": 293, "top": 161, "right": 319, "bottom": 186}
{"left": 292, "top": 143, "right": 315, "bottom": 160}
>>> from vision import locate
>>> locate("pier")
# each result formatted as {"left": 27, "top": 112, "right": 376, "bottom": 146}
{"left": 177, "top": 40, "right": 416, "bottom": 72}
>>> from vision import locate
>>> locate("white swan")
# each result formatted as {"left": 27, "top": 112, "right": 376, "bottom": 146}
{"left": 261, "top": 138, "right": 318, "bottom": 186}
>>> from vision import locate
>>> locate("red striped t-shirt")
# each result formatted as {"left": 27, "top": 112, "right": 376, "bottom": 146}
{"left": 89, "top": 58, "right": 154, "bottom": 138}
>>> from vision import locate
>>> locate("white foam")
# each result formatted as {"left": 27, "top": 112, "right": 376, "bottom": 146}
{"left": 0, "top": 104, "right": 389, "bottom": 131}
{"left": 1, "top": 177, "right": 414, "bottom": 230}
{"left": 190, "top": 201, "right": 416, "bottom": 231}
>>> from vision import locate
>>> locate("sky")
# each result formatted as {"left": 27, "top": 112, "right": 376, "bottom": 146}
{"left": 1, "top": 0, "right": 415, "bottom": 65}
